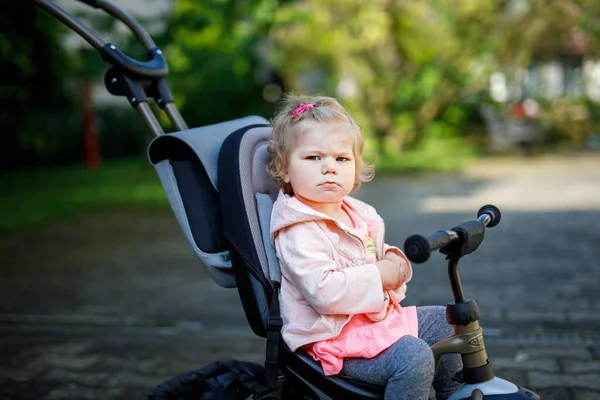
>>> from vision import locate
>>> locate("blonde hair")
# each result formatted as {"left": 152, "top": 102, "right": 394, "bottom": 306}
{"left": 267, "top": 93, "right": 375, "bottom": 195}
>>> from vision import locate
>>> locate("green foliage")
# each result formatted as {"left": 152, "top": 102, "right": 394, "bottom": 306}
{"left": 540, "top": 98, "right": 600, "bottom": 145}
{"left": 268, "top": 0, "right": 600, "bottom": 156}
{"left": 5, "top": 0, "right": 600, "bottom": 231}
{"left": 155, "top": 0, "right": 281, "bottom": 128}
{"left": 96, "top": 105, "right": 151, "bottom": 160}
{"left": 0, "top": 2, "right": 81, "bottom": 170}
{"left": 7, "top": 0, "right": 600, "bottom": 175}
{"left": 0, "top": 159, "right": 167, "bottom": 233}
{"left": 268, "top": 0, "right": 500, "bottom": 157}
{"left": 0, "top": 4, "right": 169, "bottom": 171}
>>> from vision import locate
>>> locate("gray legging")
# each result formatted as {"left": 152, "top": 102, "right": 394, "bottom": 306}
{"left": 340, "top": 306, "right": 463, "bottom": 400}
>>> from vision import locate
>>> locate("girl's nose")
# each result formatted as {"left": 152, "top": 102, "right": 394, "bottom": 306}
{"left": 322, "top": 158, "right": 337, "bottom": 174}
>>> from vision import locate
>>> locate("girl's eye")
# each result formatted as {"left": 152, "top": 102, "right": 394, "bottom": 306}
{"left": 337, "top": 157, "right": 349, "bottom": 162}
{"left": 306, "top": 156, "right": 320, "bottom": 160}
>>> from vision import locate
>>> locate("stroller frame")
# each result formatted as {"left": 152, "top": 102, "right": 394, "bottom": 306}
{"left": 30, "top": 1, "right": 541, "bottom": 399}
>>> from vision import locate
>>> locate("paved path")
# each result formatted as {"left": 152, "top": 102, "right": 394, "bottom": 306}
{"left": 1, "top": 153, "right": 599, "bottom": 399}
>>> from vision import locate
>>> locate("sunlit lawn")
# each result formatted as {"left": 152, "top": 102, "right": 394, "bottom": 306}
{"left": 0, "top": 158, "right": 169, "bottom": 234}
{"left": 0, "top": 139, "right": 480, "bottom": 234}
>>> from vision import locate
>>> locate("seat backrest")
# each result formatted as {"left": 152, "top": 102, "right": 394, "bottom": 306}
{"left": 218, "top": 126, "right": 281, "bottom": 337}
{"left": 148, "top": 117, "right": 280, "bottom": 337}
{"left": 147, "top": 116, "right": 270, "bottom": 289}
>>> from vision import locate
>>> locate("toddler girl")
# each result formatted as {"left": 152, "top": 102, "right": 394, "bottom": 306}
{"left": 267, "top": 94, "right": 463, "bottom": 400}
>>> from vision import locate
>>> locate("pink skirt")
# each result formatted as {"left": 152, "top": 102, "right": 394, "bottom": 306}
{"left": 304, "top": 304, "right": 419, "bottom": 376}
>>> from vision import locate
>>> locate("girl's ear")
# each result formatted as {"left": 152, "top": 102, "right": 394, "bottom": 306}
{"left": 283, "top": 172, "right": 290, "bottom": 184}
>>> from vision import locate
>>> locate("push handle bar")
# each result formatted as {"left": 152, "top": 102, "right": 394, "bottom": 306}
{"left": 31, "top": 0, "right": 189, "bottom": 134}
{"left": 32, "top": 0, "right": 167, "bottom": 78}
{"left": 403, "top": 205, "right": 501, "bottom": 263}
{"left": 78, "top": 0, "right": 158, "bottom": 52}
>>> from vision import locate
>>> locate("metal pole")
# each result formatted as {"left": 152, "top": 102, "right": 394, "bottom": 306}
{"left": 164, "top": 103, "right": 189, "bottom": 131}
{"left": 448, "top": 258, "right": 466, "bottom": 302}
{"left": 135, "top": 102, "right": 164, "bottom": 137}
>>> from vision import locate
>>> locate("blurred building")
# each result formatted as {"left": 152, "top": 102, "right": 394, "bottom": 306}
{"left": 484, "top": 24, "right": 600, "bottom": 151}
{"left": 490, "top": 29, "right": 600, "bottom": 104}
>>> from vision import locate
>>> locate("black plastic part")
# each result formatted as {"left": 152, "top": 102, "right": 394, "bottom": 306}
{"left": 277, "top": 366, "right": 320, "bottom": 399}
{"left": 447, "top": 258, "right": 466, "bottom": 302}
{"left": 446, "top": 299, "right": 480, "bottom": 326}
{"left": 403, "top": 234, "right": 432, "bottom": 263}
{"left": 440, "top": 221, "right": 485, "bottom": 259}
{"left": 150, "top": 79, "right": 175, "bottom": 108}
{"left": 100, "top": 44, "right": 168, "bottom": 79}
{"left": 477, "top": 204, "right": 502, "bottom": 228}
{"left": 104, "top": 68, "right": 147, "bottom": 105}
{"left": 428, "top": 230, "right": 455, "bottom": 251}
{"left": 404, "top": 230, "right": 459, "bottom": 264}
{"left": 404, "top": 205, "right": 501, "bottom": 264}
{"left": 104, "top": 68, "right": 175, "bottom": 107}
{"left": 462, "top": 362, "right": 495, "bottom": 384}
{"left": 263, "top": 288, "right": 282, "bottom": 394}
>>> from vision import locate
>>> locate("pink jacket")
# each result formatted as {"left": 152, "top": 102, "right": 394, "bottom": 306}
{"left": 270, "top": 191, "right": 413, "bottom": 352}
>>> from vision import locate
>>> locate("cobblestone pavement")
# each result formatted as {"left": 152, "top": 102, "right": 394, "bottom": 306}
{"left": 1, "top": 153, "right": 599, "bottom": 399}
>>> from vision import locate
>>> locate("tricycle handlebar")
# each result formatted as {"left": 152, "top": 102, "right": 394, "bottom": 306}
{"left": 403, "top": 205, "right": 501, "bottom": 263}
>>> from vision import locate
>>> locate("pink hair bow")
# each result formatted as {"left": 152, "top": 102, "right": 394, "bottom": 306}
{"left": 291, "top": 103, "right": 315, "bottom": 119}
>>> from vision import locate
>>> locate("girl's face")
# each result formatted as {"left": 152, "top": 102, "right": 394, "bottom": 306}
{"left": 283, "top": 122, "right": 357, "bottom": 212}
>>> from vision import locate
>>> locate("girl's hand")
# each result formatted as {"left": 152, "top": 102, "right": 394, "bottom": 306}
{"left": 375, "top": 260, "right": 401, "bottom": 290}
{"left": 384, "top": 252, "right": 410, "bottom": 289}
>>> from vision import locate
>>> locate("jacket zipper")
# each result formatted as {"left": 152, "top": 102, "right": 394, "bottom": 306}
{"left": 343, "top": 224, "right": 394, "bottom": 308}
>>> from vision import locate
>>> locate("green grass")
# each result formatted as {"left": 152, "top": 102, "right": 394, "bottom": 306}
{"left": 0, "top": 159, "right": 169, "bottom": 234}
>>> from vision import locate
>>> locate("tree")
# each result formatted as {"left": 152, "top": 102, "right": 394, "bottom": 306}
{"left": 156, "top": 0, "right": 283, "bottom": 129}
{"left": 269, "top": 1, "right": 500, "bottom": 153}
{"left": 0, "top": 2, "right": 80, "bottom": 170}
{"left": 268, "top": 0, "right": 600, "bottom": 154}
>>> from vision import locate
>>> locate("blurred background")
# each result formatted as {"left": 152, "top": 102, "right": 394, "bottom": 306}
{"left": 1, "top": 0, "right": 600, "bottom": 399}
{"left": 2, "top": 0, "right": 600, "bottom": 231}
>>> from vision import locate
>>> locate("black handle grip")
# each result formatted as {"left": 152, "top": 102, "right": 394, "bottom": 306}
{"left": 403, "top": 205, "right": 502, "bottom": 264}
{"left": 477, "top": 204, "right": 501, "bottom": 228}
{"left": 428, "top": 230, "right": 456, "bottom": 251}
{"left": 100, "top": 45, "right": 168, "bottom": 78}
{"left": 404, "top": 230, "right": 455, "bottom": 264}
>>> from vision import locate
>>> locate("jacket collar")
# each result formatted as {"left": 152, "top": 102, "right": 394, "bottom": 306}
{"left": 270, "top": 190, "right": 382, "bottom": 241}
